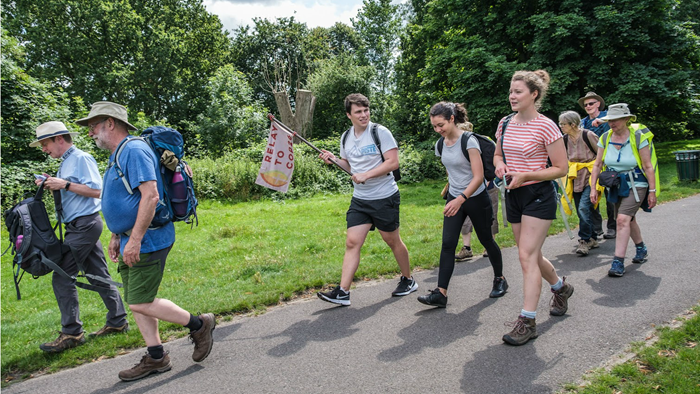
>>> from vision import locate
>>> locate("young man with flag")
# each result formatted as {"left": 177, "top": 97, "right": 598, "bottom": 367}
{"left": 317, "top": 93, "right": 417, "bottom": 306}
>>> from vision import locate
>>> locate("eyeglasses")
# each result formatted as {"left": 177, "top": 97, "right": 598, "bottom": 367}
{"left": 583, "top": 102, "right": 598, "bottom": 107}
{"left": 88, "top": 118, "right": 108, "bottom": 132}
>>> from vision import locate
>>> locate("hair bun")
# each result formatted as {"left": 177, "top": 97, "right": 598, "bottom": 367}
{"left": 534, "top": 69, "right": 550, "bottom": 85}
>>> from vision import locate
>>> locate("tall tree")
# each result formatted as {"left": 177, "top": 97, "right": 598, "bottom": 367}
{"left": 352, "top": 0, "right": 403, "bottom": 123}
{"left": 2, "top": 0, "right": 230, "bottom": 137}
{"left": 394, "top": 0, "right": 700, "bottom": 142}
{"left": 1, "top": 29, "right": 72, "bottom": 162}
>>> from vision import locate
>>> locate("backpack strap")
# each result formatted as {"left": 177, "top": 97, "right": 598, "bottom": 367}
{"left": 500, "top": 113, "right": 516, "bottom": 165}
{"left": 109, "top": 136, "right": 148, "bottom": 196}
{"left": 370, "top": 123, "right": 384, "bottom": 162}
{"left": 341, "top": 128, "right": 351, "bottom": 155}
{"left": 582, "top": 130, "right": 597, "bottom": 155}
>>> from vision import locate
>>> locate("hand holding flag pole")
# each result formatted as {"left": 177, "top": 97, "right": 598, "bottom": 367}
{"left": 268, "top": 114, "right": 352, "bottom": 176}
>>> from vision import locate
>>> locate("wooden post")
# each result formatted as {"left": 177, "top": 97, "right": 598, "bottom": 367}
{"left": 273, "top": 89, "right": 316, "bottom": 142}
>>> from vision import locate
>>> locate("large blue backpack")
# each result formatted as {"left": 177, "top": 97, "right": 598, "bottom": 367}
{"left": 112, "top": 126, "right": 198, "bottom": 228}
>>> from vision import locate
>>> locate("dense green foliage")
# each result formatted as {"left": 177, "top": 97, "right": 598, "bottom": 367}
{"left": 393, "top": 0, "right": 700, "bottom": 142}
{"left": 185, "top": 65, "right": 269, "bottom": 155}
{"left": 2, "top": 0, "right": 231, "bottom": 138}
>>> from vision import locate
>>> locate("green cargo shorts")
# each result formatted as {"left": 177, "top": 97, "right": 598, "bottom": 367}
{"left": 118, "top": 246, "right": 172, "bottom": 305}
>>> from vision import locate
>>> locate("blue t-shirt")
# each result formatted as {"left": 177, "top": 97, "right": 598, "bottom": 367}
{"left": 102, "top": 137, "right": 175, "bottom": 254}
{"left": 581, "top": 110, "right": 611, "bottom": 137}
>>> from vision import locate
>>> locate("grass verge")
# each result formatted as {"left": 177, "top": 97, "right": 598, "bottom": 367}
{"left": 560, "top": 305, "right": 700, "bottom": 394}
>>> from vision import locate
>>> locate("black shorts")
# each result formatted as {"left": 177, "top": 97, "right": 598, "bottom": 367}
{"left": 506, "top": 181, "right": 557, "bottom": 223}
{"left": 346, "top": 191, "right": 401, "bottom": 232}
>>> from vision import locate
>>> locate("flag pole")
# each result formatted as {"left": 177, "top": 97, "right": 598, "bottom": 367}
{"left": 268, "top": 114, "right": 352, "bottom": 176}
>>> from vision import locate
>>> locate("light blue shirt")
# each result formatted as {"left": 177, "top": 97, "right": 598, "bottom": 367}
{"left": 102, "top": 137, "right": 175, "bottom": 254}
{"left": 598, "top": 136, "right": 650, "bottom": 188}
{"left": 56, "top": 146, "right": 102, "bottom": 222}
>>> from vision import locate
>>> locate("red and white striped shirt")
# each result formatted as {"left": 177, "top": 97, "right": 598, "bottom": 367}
{"left": 495, "top": 114, "right": 562, "bottom": 186}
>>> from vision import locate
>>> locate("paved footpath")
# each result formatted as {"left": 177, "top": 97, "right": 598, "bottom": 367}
{"left": 5, "top": 194, "right": 700, "bottom": 394}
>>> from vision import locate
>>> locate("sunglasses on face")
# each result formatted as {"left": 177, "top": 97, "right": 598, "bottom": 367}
{"left": 584, "top": 102, "right": 598, "bottom": 107}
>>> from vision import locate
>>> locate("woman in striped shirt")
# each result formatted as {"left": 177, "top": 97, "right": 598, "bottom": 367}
{"left": 493, "top": 70, "right": 571, "bottom": 346}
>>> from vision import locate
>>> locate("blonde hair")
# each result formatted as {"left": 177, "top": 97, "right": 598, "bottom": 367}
{"left": 511, "top": 69, "right": 551, "bottom": 109}
{"left": 458, "top": 122, "right": 473, "bottom": 132}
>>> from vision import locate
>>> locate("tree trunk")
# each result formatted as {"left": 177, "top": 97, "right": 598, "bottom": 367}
{"left": 273, "top": 89, "right": 316, "bottom": 143}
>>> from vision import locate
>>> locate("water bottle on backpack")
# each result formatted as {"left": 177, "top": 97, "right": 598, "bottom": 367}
{"left": 171, "top": 165, "right": 188, "bottom": 218}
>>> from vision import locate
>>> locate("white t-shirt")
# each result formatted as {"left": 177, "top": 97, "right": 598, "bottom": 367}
{"left": 435, "top": 133, "right": 486, "bottom": 198}
{"left": 340, "top": 122, "right": 399, "bottom": 200}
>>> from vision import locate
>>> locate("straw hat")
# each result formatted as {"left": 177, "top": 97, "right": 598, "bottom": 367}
{"left": 577, "top": 91, "right": 606, "bottom": 110}
{"left": 600, "top": 103, "right": 636, "bottom": 122}
{"left": 29, "top": 121, "right": 79, "bottom": 147}
{"left": 75, "top": 101, "right": 137, "bottom": 130}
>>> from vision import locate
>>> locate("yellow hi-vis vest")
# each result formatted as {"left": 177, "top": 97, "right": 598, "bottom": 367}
{"left": 601, "top": 123, "right": 660, "bottom": 196}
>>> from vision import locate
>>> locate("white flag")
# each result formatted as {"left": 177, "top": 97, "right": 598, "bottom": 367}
{"left": 255, "top": 120, "right": 294, "bottom": 193}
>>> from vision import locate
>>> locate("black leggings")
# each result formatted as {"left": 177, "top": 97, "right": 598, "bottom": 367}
{"left": 439, "top": 191, "right": 503, "bottom": 289}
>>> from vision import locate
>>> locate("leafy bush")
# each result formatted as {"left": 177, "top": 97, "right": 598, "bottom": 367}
{"left": 1, "top": 159, "right": 61, "bottom": 213}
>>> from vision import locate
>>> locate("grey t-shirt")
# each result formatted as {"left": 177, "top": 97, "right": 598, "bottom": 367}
{"left": 435, "top": 133, "right": 486, "bottom": 198}
{"left": 340, "top": 122, "right": 399, "bottom": 200}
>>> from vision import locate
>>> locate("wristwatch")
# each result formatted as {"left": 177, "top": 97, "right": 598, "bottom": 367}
{"left": 65, "top": 181, "right": 71, "bottom": 190}
{"left": 648, "top": 189, "right": 656, "bottom": 193}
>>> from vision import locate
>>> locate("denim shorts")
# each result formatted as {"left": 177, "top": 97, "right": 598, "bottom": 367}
{"left": 505, "top": 181, "right": 557, "bottom": 223}
{"left": 346, "top": 191, "right": 401, "bottom": 232}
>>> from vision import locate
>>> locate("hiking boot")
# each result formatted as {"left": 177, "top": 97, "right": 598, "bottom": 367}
{"left": 587, "top": 239, "right": 599, "bottom": 249}
{"left": 118, "top": 352, "right": 172, "bottom": 382}
{"left": 317, "top": 286, "right": 350, "bottom": 306}
{"left": 502, "top": 316, "right": 538, "bottom": 346}
{"left": 632, "top": 245, "right": 648, "bottom": 264}
{"left": 483, "top": 251, "right": 489, "bottom": 258}
{"left": 595, "top": 229, "right": 605, "bottom": 237}
{"left": 190, "top": 313, "right": 216, "bottom": 362}
{"left": 392, "top": 276, "right": 418, "bottom": 296}
{"left": 608, "top": 260, "right": 625, "bottom": 277}
{"left": 575, "top": 240, "right": 589, "bottom": 256}
{"left": 550, "top": 277, "right": 574, "bottom": 316}
{"left": 604, "top": 229, "right": 616, "bottom": 239}
{"left": 39, "top": 332, "right": 85, "bottom": 353}
{"left": 89, "top": 322, "right": 129, "bottom": 338}
{"left": 417, "top": 288, "right": 447, "bottom": 308}
{"left": 455, "top": 246, "right": 473, "bottom": 261}
{"left": 489, "top": 277, "right": 509, "bottom": 298}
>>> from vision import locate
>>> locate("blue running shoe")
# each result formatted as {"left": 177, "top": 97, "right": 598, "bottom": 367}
{"left": 608, "top": 260, "right": 625, "bottom": 277}
{"left": 632, "top": 245, "right": 648, "bottom": 264}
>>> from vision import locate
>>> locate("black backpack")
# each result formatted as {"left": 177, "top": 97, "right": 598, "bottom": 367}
{"left": 341, "top": 123, "right": 401, "bottom": 182}
{"left": 3, "top": 180, "right": 121, "bottom": 300}
{"left": 436, "top": 131, "right": 498, "bottom": 182}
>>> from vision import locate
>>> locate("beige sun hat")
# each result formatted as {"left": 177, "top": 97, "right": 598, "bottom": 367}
{"left": 577, "top": 91, "right": 606, "bottom": 110}
{"left": 600, "top": 103, "right": 637, "bottom": 122}
{"left": 29, "top": 121, "right": 79, "bottom": 148}
{"left": 75, "top": 101, "right": 137, "bottom": 130}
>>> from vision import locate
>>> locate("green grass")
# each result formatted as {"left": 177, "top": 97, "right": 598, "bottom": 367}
{"left": 2, "top": 139, "right": 699, "bottom": 385}
{"left": 560, "top": 305, "right": 700, "bottom": 394}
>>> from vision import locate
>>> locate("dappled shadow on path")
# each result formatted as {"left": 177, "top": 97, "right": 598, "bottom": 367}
{"left": 89, "top": 363, "right": 204, "bottom": 394}
{"left": 460, "top": 343, "right": 562, "bottom": 394}
{"left": 377, "top": 297, "right": 496, "bottom": 362}
{"left": 263, "top": 296, "right": 400, "bottom": 357}
{"left": 586, "top": 264, "right": 661, "bottom": 308}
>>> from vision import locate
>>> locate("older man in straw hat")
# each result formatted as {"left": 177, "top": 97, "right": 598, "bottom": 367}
{"left": 31, "top": 121, "right": 128, "bottom": 353}
{"left": 76, "top": 101, "right": 215, "bottom": 381}
{"left": 578, "top": 91, "right": 616, "bottom": 240}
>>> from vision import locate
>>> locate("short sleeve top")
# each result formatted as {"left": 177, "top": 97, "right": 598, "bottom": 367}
{"left": 495, "top": 114, "right": 562, "bottom": 186}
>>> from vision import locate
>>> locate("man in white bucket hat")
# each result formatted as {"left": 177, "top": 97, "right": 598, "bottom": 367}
{"left": 31, "top": 121, "right": 128, "bottom": 353}
{"left": 78, "top": 101, "right": 215, "bottom": 381}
